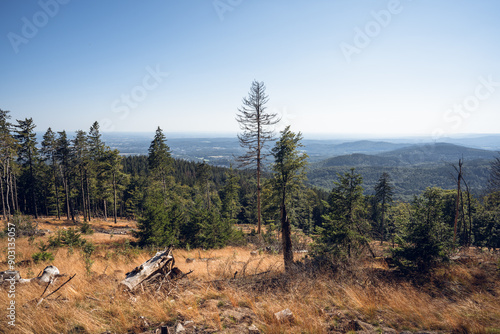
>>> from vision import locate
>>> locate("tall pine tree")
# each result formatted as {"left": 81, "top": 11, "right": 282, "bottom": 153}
{"left": 148, "top": 127, "right": 172, "bottom": 197}
{"left": 41, "top": 128, "right": 61, "bottom": 219}
{"left": 15, "top": 118, "right": 39, "bottom": 217}
{"left": 56, "top": 131, "right": 72, "bottom": 221}
{"left": 374, "top": 172, "right": 394, "bottom": 244}
{"left": 0, "top": 109, "right": 18, "bottom": 219}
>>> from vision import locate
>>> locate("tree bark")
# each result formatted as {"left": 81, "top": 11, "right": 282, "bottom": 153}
{"left": 28, "top": 150, "right": 38, "bottom": 218}
{"left": 256, "top": 117, "right": 262, "bottom": 235}
{"left": 60, "top": 165, "right": 70, "bottom": 220}
{"left": 86, "top": 172, "right": 91, "bottom": 221}
{"left": 80, "top": 169, "right": 87, "bottom": 222}
{"left": 13, "top": 172, "right": 19, "bottom": 213}
{"left": 1, "top": 165, "right": 6, "bottom": 220}
{"left": 281, "top": 189, "right": 293, "bottom": 272}
{"left": 453, "top": 160, "right": 462, "bottom": 244}
{"left": 380, "top": 197, "right": 385, "bottom": 245}
{"left": 53, "top": 161, "right": 60, "bottom": 220}
{"left": 257, "top": 162, "right": 261, "bottom": 235}
{"left": 120, "top": 247, "right": 175, "bottom": 291}
{"left": 113, "top": 172, "right": 117, "bottom": 224}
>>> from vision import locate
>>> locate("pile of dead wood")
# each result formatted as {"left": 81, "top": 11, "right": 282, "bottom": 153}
{"left": 120, "top": 246, "right": 190, "bottom": 292}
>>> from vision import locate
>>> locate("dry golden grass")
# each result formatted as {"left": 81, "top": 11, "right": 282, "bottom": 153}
{"left": 35, "top": 216, "right": 136, "bottom": 231}
{"left": 1, "top": 218, "right": 500, "bottom": 333}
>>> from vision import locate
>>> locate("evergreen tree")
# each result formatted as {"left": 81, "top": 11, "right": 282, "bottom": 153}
{"left": 72, "top": 130, "right": 90, "bottom": 221}
{"left": 391, "top": 187, "right": 454, "bottom": 273}
{"left": 123, "top": 175, "right": 147, "bottom": 219}
{"left": 87, "top": 121, "right": 106, "bottom": 218}
{"left": 56, "top": 131, "right": 72, "bottom": 221}
{"left": 314, "top": 168, "right": 370, "bottom": 263}
{"left": 473, "top": 192, "right": 500, "bottom": 250}
{"left": 148, "top": 127, "right": 172, "bottom": 196}
{"left": 270, "top": 126, "right": 308, "bottom": 271}
{"left": 0, "top": 109, "right": 18, "bottom": 219}
{"left": 15, "top": 118, "right": 39, "bottom": 217}
{"left": 236, "top": 80, "right": 280, "bottom": 234}
{"left": 374, "top": 172, "right": 394, "bottom": 243}
{"left": 88, "top": 122, "right": 105, "bottom": 159}
{"left": 186, "top": 202, "right": 234, "bottom": 249}
{"left": 102, "top": 149, "right": 128, "bottom": 224}
{"left": 292, "top": 188, "right": 320, "bottom": 234}
{"left": 136, "top": 191, "right": 178, "bottom": 247}
{"left": 41, "top": 128, "right": 61, "bottom": 219}
{"left": 196, "top": 160, "right": 213, "bottom": 209}
{"left": 220, "top": 166, "right": 241, "bottom": 223}
{"left": 385, "top": 202, "right": 411, "bottom": 248}
{"left": 488, "top": 154, "right": 500, "bottom": 193}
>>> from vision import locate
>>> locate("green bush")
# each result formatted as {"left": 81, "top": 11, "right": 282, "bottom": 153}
{"left": 82, "top": 241, "right": 96, "bottom": 274}
{"left": 391, "top": 188, "right": 454, "bottom": 274}
{"left": 48, "top": 228, "right": 86, "bottom": 248}
{"left": 228, "top": 228, "right": 247, "bottom": 247}
{"left": 80, "top": 221, "right": 94, "bottom": 235}
{"left": 32, "top": 251, "right": 54, "bottom": 263}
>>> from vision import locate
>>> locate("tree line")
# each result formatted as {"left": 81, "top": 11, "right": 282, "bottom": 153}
{"left": 3, "top": 79, "right": 500, "bottom": 274}
{"left": 1, "top": 110, "right": 126, "bottom": 224}
{"left": 0, "top": 106, "right": 324, "bottom": 250}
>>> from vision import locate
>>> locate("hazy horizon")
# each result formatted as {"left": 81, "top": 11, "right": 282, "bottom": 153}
{"left": 2, "top": 1, "right": 500, "bottom": 137}
{"left": 32, "top": 130, "right": 500, "bottom": 141}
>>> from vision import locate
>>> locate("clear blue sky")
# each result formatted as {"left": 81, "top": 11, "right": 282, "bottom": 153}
{"left": 1, "top": 0, "right": 500, "bottom": 138}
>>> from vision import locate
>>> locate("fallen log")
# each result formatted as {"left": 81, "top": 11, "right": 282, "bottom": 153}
{"left": 1, "top": 265, "right": 63, "bottom": 285}
{"left": 120, "top": 246, "right": 177, "bottom": 291}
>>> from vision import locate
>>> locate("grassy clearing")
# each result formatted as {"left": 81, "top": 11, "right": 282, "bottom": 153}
{"left": 1, "top": 218, "right": 500, "bottom": 333}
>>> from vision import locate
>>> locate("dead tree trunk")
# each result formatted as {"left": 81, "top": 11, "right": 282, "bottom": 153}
{"left": 281, "top": 189, "right": 293, "bottom": 272}
{"left": 453, "top": 159, "right": 463, "bottom": 245}
{"left": 120, "top": 247, "right": 176, "bottom": 291}
{"left": 1, "top": 168, "right": 6, "bottom": 220}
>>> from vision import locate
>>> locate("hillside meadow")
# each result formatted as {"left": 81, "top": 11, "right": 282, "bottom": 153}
{"left": 1, "top": 217, "right": 500, "bottom": 334}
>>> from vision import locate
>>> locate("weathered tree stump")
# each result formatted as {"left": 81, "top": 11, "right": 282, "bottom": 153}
{"left": 120, "top": 247, "right": 176, "bottom": 291}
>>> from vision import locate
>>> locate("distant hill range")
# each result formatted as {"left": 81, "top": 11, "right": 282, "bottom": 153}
{"left": 315, "top": 143, "right": 496, "bottom": 168}
{"left": 93, "top": 133, "right": 500, "bottom": 200}
{"left": 308, "top": 143, "right": 497, "bottom": 200}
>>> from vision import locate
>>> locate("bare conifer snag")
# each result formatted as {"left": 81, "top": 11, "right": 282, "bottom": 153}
{"left": 236, "top": 80, "right": 279, "bottom": 235}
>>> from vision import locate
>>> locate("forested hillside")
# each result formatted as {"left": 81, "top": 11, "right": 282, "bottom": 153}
{"left": 308, "top": 143, "right": 496, "bottom": 200}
